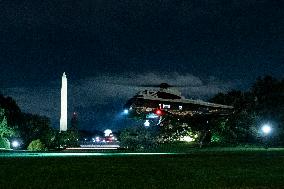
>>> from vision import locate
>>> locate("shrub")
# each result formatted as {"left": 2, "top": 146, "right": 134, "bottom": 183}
{"left": 119, "top": 126, "right": 158, "bottom": 151}
{"left": 0, "top": 137, "right": 10, "bottom": 149}
{"left": 27, "top": 139, "right": 45, "bottom": 151}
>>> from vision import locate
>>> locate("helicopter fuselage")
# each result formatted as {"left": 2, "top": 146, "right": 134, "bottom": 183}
{"left": 124, "top": 89, "right": 233, "bottom": 118}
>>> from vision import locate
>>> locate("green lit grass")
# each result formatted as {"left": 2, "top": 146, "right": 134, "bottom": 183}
{"left": 1, "top": 148, "right": 284, "bottom": 188}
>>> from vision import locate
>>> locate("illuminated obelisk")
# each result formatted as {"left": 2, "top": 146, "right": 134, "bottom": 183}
{"left": 60, "top": 72, "right": 67, "bottom": 132}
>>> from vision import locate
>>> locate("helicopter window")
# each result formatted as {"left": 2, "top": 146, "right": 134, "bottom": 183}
{"left": 163, "top": 104, "right": 170, "bottom": 109}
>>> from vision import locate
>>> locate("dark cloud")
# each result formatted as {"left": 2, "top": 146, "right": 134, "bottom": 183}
{"left": 74, "top": 73, "right": 233, "bottom": 101}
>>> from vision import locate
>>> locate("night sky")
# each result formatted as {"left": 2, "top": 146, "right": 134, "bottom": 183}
{"left": 1, "top": 0, "right": 283, "bottom": 131}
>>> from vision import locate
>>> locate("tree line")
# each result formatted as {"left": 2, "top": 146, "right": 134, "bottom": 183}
{"left": 209, "top": 76, "right": 284, "bottom": 145}
{"left": 0, "top": 94, "right": 79, "bottom": 150}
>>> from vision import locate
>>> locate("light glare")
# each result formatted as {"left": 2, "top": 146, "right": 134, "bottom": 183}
{"left": 179, "top": 136, "right": 194, "bottom": 142}
{"left": 12, "top": 141, "right": 19, "bottom": 148}
{"left": 262, "top": 124, "right": 272, "bottom": 134}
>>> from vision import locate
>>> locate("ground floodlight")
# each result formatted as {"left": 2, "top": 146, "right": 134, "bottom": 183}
{"left": 261, "top": 124, "right": 272, "bottom": 135}
{"left": 12, "top": 141, "right": 19, "bottom": 148}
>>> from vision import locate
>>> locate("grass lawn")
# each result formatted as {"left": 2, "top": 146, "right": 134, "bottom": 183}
{"left": 1, "top": 148, "right": 284, "bottom": 188}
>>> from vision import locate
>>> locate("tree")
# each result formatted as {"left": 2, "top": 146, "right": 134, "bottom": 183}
{"left": 210, "top": 76, "right": 284, "bottom": 145}
{"left": 27, "top": 139, "right": 45, "bottom": 151}
{"left": 0, "top": 94, "right": 57, "bottom": 149}
{"left": 0, "top": 94, "right": 22, "bottom": 128}
{"left": 19, "top": 113, "right": 51, "bottom": 148}
{"left": 0, "top": 137, "right": 10, "bottom": 149}
{"left": 119, "top": 126, "right": 158, "bottom": 150}
{"left": 57, "top": 130, "right": 80, "bottom": 148}
{"left": 210, "top": 118, "right": 233, "bottom": 144}
{"left": 210, "top": 90, "right": 254, "bottom": 111}
{"left": 252, "top": 76, "right": 284, "bottom": 116}
{"left": 158, "top": 118, "right": 200, "bottom": 143}
{"left": 40, "top": 127, "right": 57, "bottom": 149}
{"left": 0, "top": 108, "right": 15, "bottom": 138}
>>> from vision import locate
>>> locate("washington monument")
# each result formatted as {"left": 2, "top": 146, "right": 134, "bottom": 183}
{"left": 60, "top": 72, "right": 67, "bottom": 132}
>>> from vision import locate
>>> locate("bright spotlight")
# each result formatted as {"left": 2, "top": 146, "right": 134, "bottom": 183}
{"left": 123, "top": 109, "right": 129, "bottom": 114}
{"left": 261, "top": 124, "right": 272, "bottom": 135}
{"left": 12, "top": 141, "right": 19, "bottom": 148}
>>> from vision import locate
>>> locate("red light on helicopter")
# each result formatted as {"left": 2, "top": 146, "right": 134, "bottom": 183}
{"left": 155, "top": 109, "right": 162, "bottom": 116}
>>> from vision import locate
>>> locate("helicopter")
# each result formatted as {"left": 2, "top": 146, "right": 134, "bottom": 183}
{"left": 123, "top": 83, "right": 233, "bottom": 124}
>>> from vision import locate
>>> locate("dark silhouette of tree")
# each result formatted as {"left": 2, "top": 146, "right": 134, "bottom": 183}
{"left": 210, "top": 76, "right": 284, "bottom": 145}
{"left": 57, "top": 130, "right": 79, "bottom": 148}
{"left": 120, "top": 125, "right": 158, "bottom": 150}
{"left": 0, "top": 94, "right": 59, "bottom": 149}
{"left": 19, "top": 113, "right": 51, "bottom": 148}
{"left": 0, "top": 94, "right": 22, "bottom": 128}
